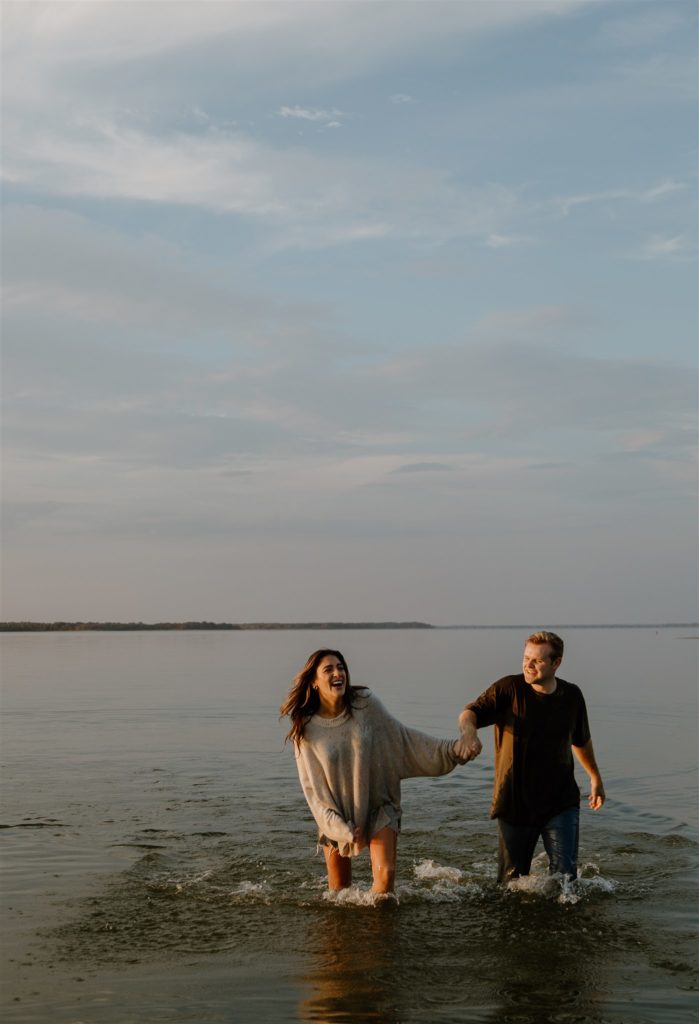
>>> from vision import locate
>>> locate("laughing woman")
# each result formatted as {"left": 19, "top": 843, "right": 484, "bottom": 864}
{"left": 281, "top": 648, "right": 470, "bottom": 893}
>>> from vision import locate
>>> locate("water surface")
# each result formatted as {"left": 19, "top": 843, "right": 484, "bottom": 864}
{"left": 2, "top": 628, "right": 697, "bottom": 1022}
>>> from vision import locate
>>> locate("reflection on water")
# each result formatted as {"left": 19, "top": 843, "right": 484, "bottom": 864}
{"left": 295, "top": 860, "right": 622, "bottom": 1024}
{"left": 295, "top": 845, "right": 697, "bottom": 1024}
{"left": 298, "top": 905, "right": 402, "bottom": 1023}
{"left": 16, "top": 830, "right": 692, "bottom": 1024}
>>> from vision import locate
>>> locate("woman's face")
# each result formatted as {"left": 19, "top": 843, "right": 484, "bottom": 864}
{"left": 314, "top": 654, "right": 347, "bottom": 708}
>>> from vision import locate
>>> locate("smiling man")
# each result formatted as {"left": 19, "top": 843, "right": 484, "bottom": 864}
{"left": 456, "top": 631, "right": 605, "bottom": 883}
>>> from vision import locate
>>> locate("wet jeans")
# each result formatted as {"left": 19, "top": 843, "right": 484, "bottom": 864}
{"left": 497, "top": 806, "right": 580, "bottom": 883}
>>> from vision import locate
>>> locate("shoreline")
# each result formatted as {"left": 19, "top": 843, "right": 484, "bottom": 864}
{"left": 1, "top": 621, "right": 697, "bottom": 633}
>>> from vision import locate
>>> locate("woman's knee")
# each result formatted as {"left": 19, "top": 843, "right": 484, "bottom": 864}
{"left": 369, "top": 827, "right": 397, "bottom": 892}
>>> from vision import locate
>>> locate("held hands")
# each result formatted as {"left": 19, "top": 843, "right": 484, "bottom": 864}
{"left": 453, "top": 727, "right": 482, "bottom": 765}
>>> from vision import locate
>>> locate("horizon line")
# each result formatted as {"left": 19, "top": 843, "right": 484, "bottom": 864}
{"left": 1, "top": 620, "right": 697, "bottom": 632}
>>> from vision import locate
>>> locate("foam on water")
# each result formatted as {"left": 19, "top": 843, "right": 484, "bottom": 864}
{"left": 504, "top": 852, "right": 619, "bottom": 904}
{"left": 116, "top": 847, "right": 620, "bottom": 913}
{"left": 413, "top": 857, "right": 464, "bottom": 882}
{"left": 228, "top": 880, "right": 272, "bottom": 901}
{"left": 322, "top": 886, "right": 398, "bottom": 908}
{"left": 316, "top": 858, "right": 485, "bottom": 907}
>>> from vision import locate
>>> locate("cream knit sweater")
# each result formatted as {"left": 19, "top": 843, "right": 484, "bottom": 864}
{"left": 294, "top": 689, "right": 459, "bottom": 857}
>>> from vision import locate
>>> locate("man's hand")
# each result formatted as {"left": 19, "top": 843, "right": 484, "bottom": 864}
{"left": 573, "top": 740, "right": 605, "bottom": 811}
{"left": 453, "top": 722, "right": 482, "bottom": 764}
{"left": 587, "top": 775, "right": 605, "bottom": 811}
{"left": 453, "top": 709, "right": 482, "bottom": 763}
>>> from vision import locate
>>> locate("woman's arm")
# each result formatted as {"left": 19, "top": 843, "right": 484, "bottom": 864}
{"left": 295, "top": 747, "right": 356, "bottom": 846}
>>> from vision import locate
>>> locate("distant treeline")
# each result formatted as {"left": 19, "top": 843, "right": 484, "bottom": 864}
{"left": 1, "top": 621, "right": 695, "bottom": 633}
{"left": 0, "top": 621, "right": 434, "bottom": 632}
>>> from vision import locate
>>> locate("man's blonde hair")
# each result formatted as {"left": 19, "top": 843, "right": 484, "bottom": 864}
{"left": 526, "top": 630, "right": 564, "bottom": 662}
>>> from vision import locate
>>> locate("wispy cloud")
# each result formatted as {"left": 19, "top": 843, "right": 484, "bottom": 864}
{"left": 627, "top": 235, "right": 694, "bottom": 261}
{"left": 640, "top": 180, "right": 687, "bottom": 201}
{"left": 277, "top": 105, "right": 346, "bottom": 126}
{"left": 553, "top": 180, "right": 687, "bottom": 217}
{"left": 2, "top": 116, "right": 524, "bottom": 249}
{"left": 485, "top": 233, "right": 534, "bottom": 249}
{"left": 2, "top": 0, "right": 695, "bottom": 622}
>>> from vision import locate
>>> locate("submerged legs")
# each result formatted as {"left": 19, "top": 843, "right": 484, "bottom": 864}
{"left": 323, "top": 844, "right": 352, "bottom": 890}
{"left": 322, "top": 826, "right": 398, "bottom": 892}
{"left": 369, "top": 825, "right": 397, "bottom": 893}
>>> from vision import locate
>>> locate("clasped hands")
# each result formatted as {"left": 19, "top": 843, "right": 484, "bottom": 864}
{"left": 453, "top": 726, "right": 482, "bottom": 765}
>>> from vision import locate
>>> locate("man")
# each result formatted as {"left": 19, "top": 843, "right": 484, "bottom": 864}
{"left": 456, "top": 631, "right": 605, "bottom": 883}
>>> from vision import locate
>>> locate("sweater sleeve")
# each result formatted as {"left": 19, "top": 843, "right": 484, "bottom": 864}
{"left": 295, "top": 745, "right": 355, "bottom": 849}
{"left": 397, "top": 723, "right": 459, "bottom": 779}
{"left": 370, "top": 695, "right": 459, "bottom": 780}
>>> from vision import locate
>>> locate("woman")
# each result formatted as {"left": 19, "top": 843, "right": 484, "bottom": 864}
{"left": 281, "top": 648, "right": 467, "bottom": 893}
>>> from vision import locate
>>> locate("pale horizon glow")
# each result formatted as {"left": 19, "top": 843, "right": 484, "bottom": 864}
{"left": 1, "top": 0, "right": 697, "bottom": 625}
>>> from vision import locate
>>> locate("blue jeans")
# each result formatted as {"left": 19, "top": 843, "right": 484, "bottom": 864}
{"left": 497, "top": 806, "right": 580, "bottom": 883}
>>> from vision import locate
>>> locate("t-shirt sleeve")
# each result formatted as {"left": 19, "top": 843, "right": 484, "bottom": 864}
{"left": 466, "top": 679, "right": 508, "bottom": 728}
{"left": 571, "top": 689, "right": 591, "bottom": 748}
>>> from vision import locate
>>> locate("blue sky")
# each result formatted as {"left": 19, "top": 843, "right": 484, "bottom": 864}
{"left": 2, "top": 0, "right": 697, "bottom": 624}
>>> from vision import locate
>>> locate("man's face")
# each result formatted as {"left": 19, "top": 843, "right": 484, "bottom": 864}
{"left": 522, "top": 642, "right": 561, "bottom": 687}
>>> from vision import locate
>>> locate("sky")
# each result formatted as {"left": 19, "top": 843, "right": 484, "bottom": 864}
{"left": 1, "top": 0, "right": 697, "bottom": 625}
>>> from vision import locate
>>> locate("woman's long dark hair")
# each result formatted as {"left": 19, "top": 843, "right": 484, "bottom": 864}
{"left": 280, "top": 648, "right": 366, "bottom": 746}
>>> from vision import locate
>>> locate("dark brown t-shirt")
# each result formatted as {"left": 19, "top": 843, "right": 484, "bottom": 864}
{"left": 468, "top": 674, "right": 591, "bottom": 826}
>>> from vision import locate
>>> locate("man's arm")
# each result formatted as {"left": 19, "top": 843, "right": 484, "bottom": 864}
{"left": 572, "top": 739, "right": 605, "bottom": 810}
{"left": 454, "top": 708, "right": 482, "bottom": 763}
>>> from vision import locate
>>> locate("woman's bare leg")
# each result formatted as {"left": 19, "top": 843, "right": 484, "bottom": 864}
{"left": 322, "top": 845, "right": 352, "bottom": 890}
{"left": 369, "top": 826, "right": 397, "bottom": 893}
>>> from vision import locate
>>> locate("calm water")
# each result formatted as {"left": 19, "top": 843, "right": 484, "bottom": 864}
{"left": 1, "top": 628, "right": 697, "bottom": 1023}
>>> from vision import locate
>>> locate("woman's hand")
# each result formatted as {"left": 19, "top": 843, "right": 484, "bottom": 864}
{"left": 350, "top": 822, "right": 366, "bottom": 851}
{"left": 453, "top": 732, "right": 482, "bottom": 764}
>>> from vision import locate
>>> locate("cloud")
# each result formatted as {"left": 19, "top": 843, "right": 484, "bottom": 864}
{"left": 553, "top": 180, "right": 687, "bottom": 218}
{"left": 595, "top": 7, "right": 688, "bottom": 50}
{"left": 640, "top": 180, "right": 686, "bottom": 201}
{"left": 2, "top": 1, "right": 582, "bottom": 109}
{"left": 0, "top": 205, "right": 307, "bottom": 336}
{"left": 391, "top": 462, "right": 454, "bottom": 474}
{"left": 473, "top": 305, "right": 586, "bottom": 339}
{"left": 277, "top": 105, "right": 346, "bottom": 125}
{"left": 628, "top": 235, "right": 694, "bottom": 261}
{"left": 5, "top": 267, "right": 693, "bottom": 477}
{"left": 0, "top": 0, "right": 589, "bottom": 258}
{"left": 485, "top": 233, "right": 534, "bottom": 249}
{"left": 611, "top": 53, "right": 698, "bottom": 102}
{"left": 2, "top": 111, "right": 527, "bottom": 249}
{"left": 390, "top": 94, "right": 415, "bottom": 104}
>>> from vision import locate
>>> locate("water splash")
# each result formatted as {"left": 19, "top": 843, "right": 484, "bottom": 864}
{"left": 229, "top": 880, "right": 272, "bottom": 901}
{"left": 413, "top": 858, "right": 464, "bottom": 882}
{"left": 322, "top": 886, "right": 398, "bottom": 908}
{"left": 505, "top": 854, "right": 618, "bottom": 904}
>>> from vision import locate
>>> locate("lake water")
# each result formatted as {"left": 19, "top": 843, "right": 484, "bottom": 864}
{"left": 1, "top": 627, "right": 697, "bottom": 1023}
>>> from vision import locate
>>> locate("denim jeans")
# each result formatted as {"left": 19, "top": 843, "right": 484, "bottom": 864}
{"left": 497, "top": 806, "right": 580, "bottom": 883}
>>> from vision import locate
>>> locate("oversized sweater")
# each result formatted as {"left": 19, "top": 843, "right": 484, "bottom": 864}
{"left": 294, "top": 689, "right": 459, "bottom": 857}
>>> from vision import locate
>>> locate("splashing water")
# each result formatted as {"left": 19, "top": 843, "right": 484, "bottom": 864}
{"left": 413, "top": 858, "right": 464, "bottom": 882}
{"left": 504, "top": 852, "right": 619, "bottom": 904}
